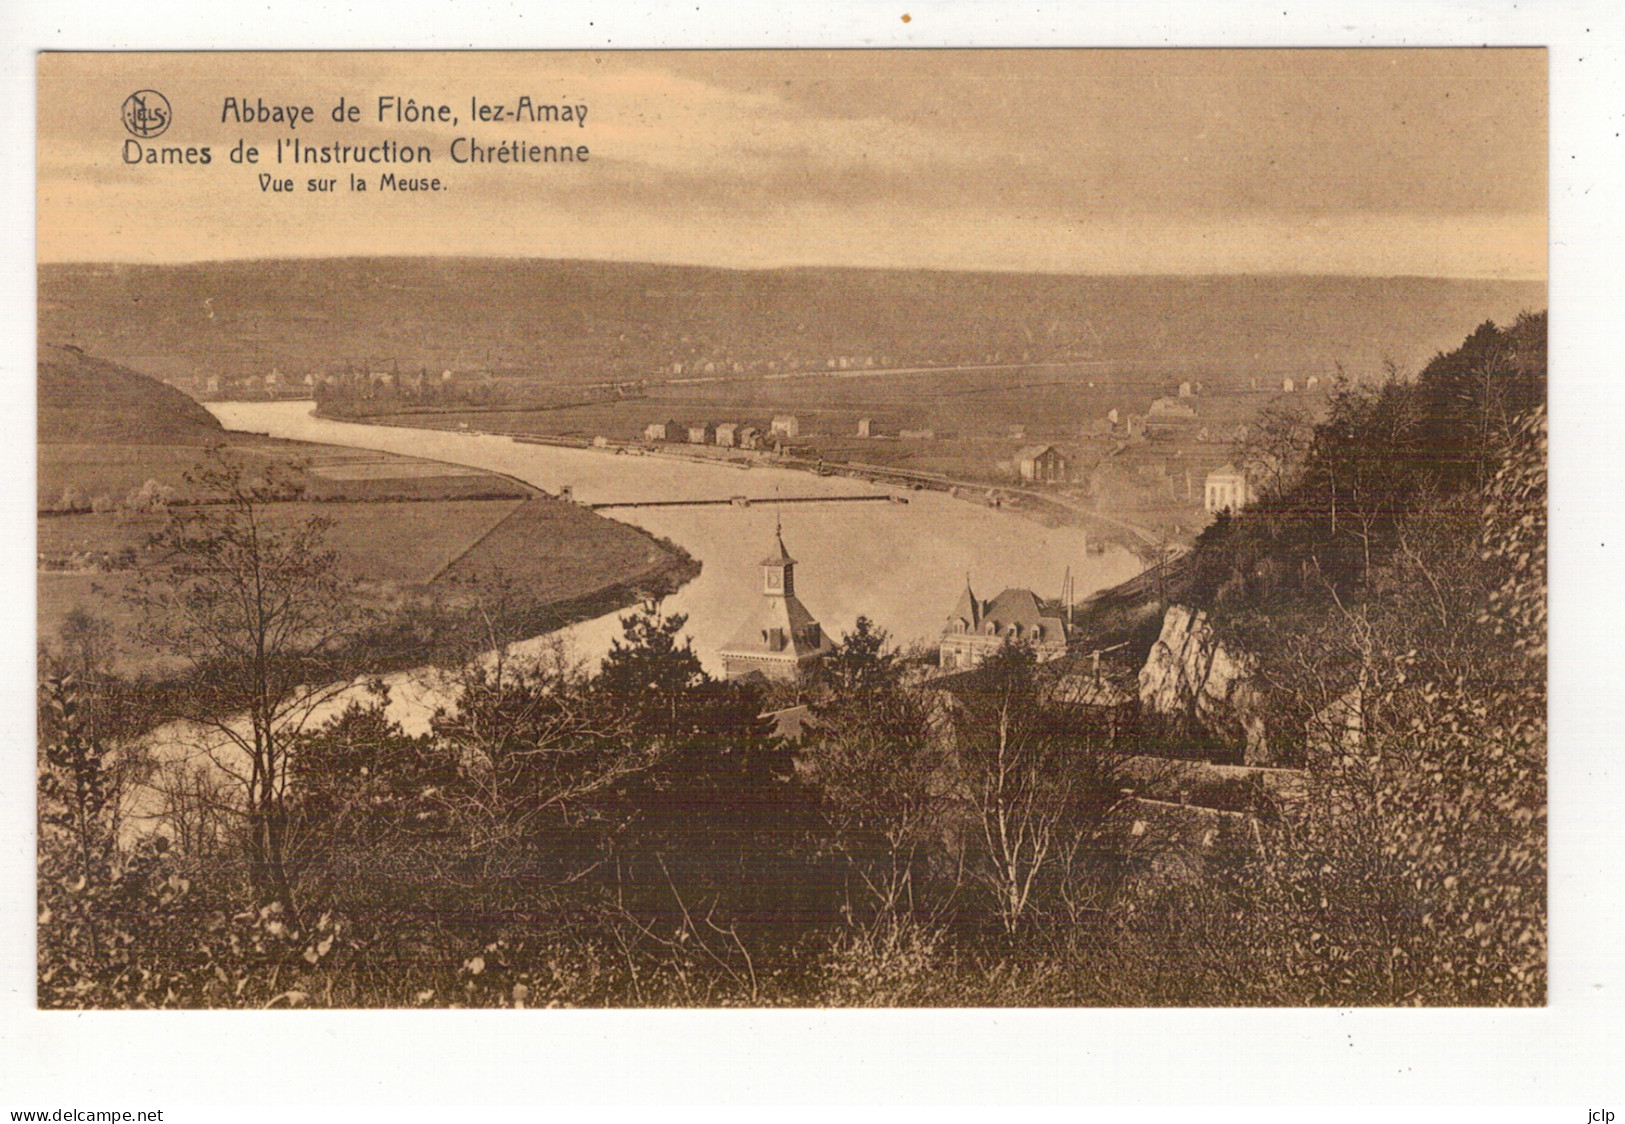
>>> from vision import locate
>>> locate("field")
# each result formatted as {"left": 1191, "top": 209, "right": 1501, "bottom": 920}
{"left": 351, "top": 364, "right": 1300, "bottom": 445}
{"left": 37, "top": 494, "right": 690, "bottom": 675}
{"left": 39, "top": 438, "right": 534, "bottom": 511}
{"left": 40, "top": 259, "right": 1543, "bottom": 550}
{"left": 38, "top": 345, "right": 697, "bottom": 676}
{"left": 433, "top": 495, "right": 677, "bottom": 600}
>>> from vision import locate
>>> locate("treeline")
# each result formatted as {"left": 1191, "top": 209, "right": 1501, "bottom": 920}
{"left": 41, "top": 261, "right": 1545, "bottom": 391}
{"left": 1193, "top": 311, "right": 1545, "bottom": 606}
{"left": 313, "top": 369, "right": 636, "bottom": 417}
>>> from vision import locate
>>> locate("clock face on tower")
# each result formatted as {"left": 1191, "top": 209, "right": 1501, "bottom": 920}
{"left": 767, "top": 569, "right": 783, "bottom": 591}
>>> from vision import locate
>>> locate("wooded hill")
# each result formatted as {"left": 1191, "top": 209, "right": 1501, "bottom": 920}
{"left": 40, "top": 259, "right": 1544, "bottom": 388}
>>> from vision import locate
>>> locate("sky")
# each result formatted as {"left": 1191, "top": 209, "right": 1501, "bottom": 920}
{"left": 37, "top": 49, "right": 1547, "bottom": 277}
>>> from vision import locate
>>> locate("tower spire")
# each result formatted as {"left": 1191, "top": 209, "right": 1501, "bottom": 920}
{"left": 761, "top": 516, "right": 796, "bottom": 595}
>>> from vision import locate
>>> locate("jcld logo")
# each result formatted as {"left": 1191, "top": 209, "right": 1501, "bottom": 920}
{"left": 121, "top": 89, "right": 171, "bottom": 138}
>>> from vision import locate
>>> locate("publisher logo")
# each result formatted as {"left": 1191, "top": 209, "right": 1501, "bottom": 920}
{"left": 121, "top": 90, "right": 172, "bottom": 138}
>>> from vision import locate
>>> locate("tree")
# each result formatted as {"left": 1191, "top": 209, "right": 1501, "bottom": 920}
{"left": 133, "top": 451, "right": 373, "bottom": 916}
{"left": 289, "top": 683, "right": 461, "bottom": 846}
{"left": 38, "top": 675, "right": 116, "bottom": 909}
{"left": 570, "top": 602, "right": 824, "bottom": 949}
{"left": 1418, "top": 313, "right": 1547, "bottom": 492}
{"left": 430, "top": 638, "right": 644, "bottom": 872}
{"left": 952, "top": 644, "right": 1124, "bottom": 934}
{"left": 809, "top": 618, "right": 948, "bottom": 924}
{"left": 593, "top": 601, "right": 708, "bottom": 748}
{"left": 1236, "top": 403, "right": 1314, "bottom": 503}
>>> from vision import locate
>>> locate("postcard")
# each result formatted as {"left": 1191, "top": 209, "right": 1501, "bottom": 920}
{"left": 34, "top": 45, "right": 1549, "bottom": 1013}
{"left": 15, "top": 24, "right": 1610, "bottom": 1115}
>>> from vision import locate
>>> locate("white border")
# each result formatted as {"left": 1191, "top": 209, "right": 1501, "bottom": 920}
{"left": 3, "top": 0, "right": 1621, "bottom": 1111}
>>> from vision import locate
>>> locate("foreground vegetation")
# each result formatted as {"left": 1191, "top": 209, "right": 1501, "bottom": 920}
{"left": 37, "top": 316, "right": 1545, "bottom": 1007}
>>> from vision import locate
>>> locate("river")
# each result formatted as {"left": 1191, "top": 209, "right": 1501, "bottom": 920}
{"left": 118, "top": 402, "right": 1144, "bottom": 828}
{"left": 208, "top": 401, "right": 1142, "bottom": 712}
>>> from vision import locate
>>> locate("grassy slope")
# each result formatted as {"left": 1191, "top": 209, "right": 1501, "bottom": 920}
{"left": 39, "top": 343, "right": 224, "bottom": 444}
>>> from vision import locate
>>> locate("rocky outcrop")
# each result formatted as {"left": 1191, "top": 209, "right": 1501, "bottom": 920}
{"left": 1137, "top": 604, "right": 1271, "bottom": 764}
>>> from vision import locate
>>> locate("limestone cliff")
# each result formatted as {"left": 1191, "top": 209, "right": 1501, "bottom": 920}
{"left": 1137, "top": 604, "right": 1270, "bottom": 763}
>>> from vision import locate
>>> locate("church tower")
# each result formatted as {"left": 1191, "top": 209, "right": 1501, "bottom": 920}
{"left": 762, "top": 523, "right": 796, "bottom": 597}
{"left": 719, "top": 518, "right": 834, "bottom": 682}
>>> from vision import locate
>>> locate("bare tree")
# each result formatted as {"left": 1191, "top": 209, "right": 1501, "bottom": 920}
{"left": 952, "top": 644, "right": 1123, "bottom": 934}
{"left": 1236, "top": 403, "right": 1315, "bottom": 503}
{"left": 132, "top": 451, "right": 374, "bottom": 916}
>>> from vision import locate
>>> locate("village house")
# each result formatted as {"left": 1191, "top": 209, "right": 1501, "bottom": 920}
{"left": 688, "top": 422, "right": 716, "bottom": 445}
{"left": 1016, "top": 444, "right": 1069, "bottom": 484}
{"left": 643, "top": 419, "right": 683, "bottom": 441}
{"left": 737, "top": 425, "right": 762, "bottom": 450}
{"left": 856, "top": 417, "right": 872, "bottom": 438}
{"left": 1204, "top": 463, "right": 1255, "bottom": 513}
{"left": 719, "top": 522, "right": 834, "bottom": 682}
{"left": 939, "top": 581, "right": 1068, "bottom": 671}
{"left": 770, "top": 414, "right": 800, "bottom": 438}
{"left": 715, "top": 422, "right": 739, "bottom": 447}
{"left": 1148, "top": 396, "right": 1196, "bottom": 420}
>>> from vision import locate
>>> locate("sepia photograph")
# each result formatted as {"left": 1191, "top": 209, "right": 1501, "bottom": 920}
{"left": 32, "top": 44, "right": 1550, "bottom": 1019}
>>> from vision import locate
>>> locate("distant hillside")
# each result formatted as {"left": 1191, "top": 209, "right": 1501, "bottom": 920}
{"left": 38, "top": 343, "right": 224, "bottom": 444}
{"left": 39, "top": 259, "right": 1545, "bottom": 391}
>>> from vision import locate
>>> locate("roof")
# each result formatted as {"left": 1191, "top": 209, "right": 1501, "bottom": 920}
{"left": 760, "top": 542, "right": 796, "bottom": 567}
{"left": 723, "top": 526, "right": 829, "bottom": 661}
{"left": 720, "top": 589, "right": 830, "bottom": 658}
{"left": 944, "top": 585, "right": 1065, "bottom": 643}
{"left": 983, "top": 588, "right": 1048, "bottom": 628}
{"left": 1206, "top": 463, "right": 1246, "bottom": 481}
{"left": 949, "top": 580, "right": 981, "bottom": 629}
{"left": 762, "top": 704, "right": 816, "bottom": 743}
{"left": 760, "top": 523, "right": 796, "bottom": 567}
{"left": 1015, "top": 444, "right": 1060, "bottom": 462}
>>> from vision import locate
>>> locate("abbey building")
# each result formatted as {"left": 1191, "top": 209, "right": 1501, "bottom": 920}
{"left": 719, "top": 522, "right": 834, "bottom": 682}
